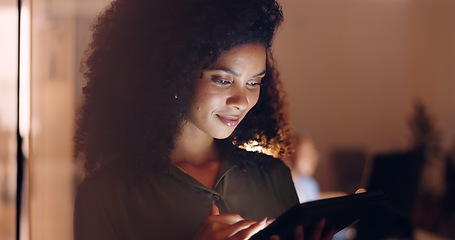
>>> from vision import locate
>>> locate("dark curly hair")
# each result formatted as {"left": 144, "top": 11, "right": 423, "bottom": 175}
{"left": 74, "top": 0, "right": 296, "bottom": 176}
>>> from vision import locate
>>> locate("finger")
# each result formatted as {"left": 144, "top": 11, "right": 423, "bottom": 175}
{"left": 228, "top": 218, "right": 269, "bottom": 239}
{"left": 294, "top": 225, "right": 304, "bottom": 240}
{"left": 230, "top": 219, "right": 259, "bottom": 237}
{"left": 211, "top": 204, "right": 220, "bottom": 215}
{"left": 192, "top": 212, "right": 246, "bottom": 240}
{"left": 206, "top": 219, "right": 255, "bottom": 240}
{"left": 355, "top": 188, "right": 366, "bottom": 194}
{"left": 194, "top": 218, "right": 249, "bottom": 240}
{"left": 309, "top": 218, "right": 326, "bottom": 240}
{"left": 207, "top": 213, "right": 245, "bottom": 225}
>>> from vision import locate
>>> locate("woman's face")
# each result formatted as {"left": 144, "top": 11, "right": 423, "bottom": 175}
{"left": 186, "top": 43, "right": 266, "bottom": 139}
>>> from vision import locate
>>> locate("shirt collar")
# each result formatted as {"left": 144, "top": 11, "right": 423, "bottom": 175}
{"left": 165, "top": 155, "right": 238, "bottom": 191}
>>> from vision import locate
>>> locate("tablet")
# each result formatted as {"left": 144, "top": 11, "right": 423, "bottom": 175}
{"left": 250, "top": 191, "right": 388, "bottom": 240}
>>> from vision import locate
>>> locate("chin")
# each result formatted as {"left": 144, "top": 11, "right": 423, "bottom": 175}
{"left": 213, "top": 134, "right": 232, "bottom": 140}
{"left": 213, "top": 130, "right": 235, "bottom": 140}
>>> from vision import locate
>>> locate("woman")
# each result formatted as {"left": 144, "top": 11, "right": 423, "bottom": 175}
{"left": 73, "top": 0, "right": 334, "bottom": 239}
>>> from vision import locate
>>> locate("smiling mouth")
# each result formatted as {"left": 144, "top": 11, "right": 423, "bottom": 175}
{"left": 217, "top": 115, "right": 240, "bottom": 127}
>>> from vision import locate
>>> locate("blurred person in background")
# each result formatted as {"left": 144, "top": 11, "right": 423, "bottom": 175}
{"left": 288, "top": 137, "right": 320, "bottom": 203}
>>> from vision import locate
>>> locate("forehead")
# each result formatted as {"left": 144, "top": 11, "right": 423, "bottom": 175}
{"left": 210, "top": 44, "right": 267, "bottom": 69}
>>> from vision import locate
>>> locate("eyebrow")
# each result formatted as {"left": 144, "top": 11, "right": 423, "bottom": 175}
{"left": 206, "top": 68, "right": 266, "bottom": 78}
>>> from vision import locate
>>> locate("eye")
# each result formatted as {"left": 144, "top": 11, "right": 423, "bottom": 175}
{"left": 211, "top": 76, "right": 233, "bottom": 87}
{"left": 246, "top": 78, "right": 262, "bottom": 89}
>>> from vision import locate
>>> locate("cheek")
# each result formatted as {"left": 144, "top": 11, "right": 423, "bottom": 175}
{"left": 192, "top": 83, "right": 215, "bottom": 110}
{"left": 247, "top": 91, "right": 260, "bottom": 109}
{"left": 192, "top": 91, "right": 223, "bottom": 112}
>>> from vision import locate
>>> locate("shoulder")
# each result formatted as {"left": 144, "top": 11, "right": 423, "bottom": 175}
{"left": 235, "top": 148, "right": 289, "bottom": 168}
{"left": 75, "top": 164, "right": 120, "bottom": 210}
{"left": 77, "top": 163, "right": 123, "bottom": 192}
{"left": 229, "top": 148, "right": 299, "bottom": 209}
{"left": 227, "top": 148, "right": 292, "bottom": 177}
{"left": 76, "top": 162, "right": 143, "bottom": 203}
{"left": 74, "top": 163, "right": 141, "bottom": 240}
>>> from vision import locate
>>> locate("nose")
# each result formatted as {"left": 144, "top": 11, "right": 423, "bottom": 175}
{"left": 226, "top": 88, "right": 249, "bottom": 110}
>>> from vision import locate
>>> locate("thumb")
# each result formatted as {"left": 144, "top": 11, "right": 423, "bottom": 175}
{"left": 211, "top": 204, "right": 220, "bottom": 215}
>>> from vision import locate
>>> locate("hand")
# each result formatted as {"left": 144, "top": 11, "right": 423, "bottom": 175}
{"left": 192, "top": 205, "right": 271, "bottom": 240}
{"left": 270, "top": 219, "right": 336, "bottom": 240}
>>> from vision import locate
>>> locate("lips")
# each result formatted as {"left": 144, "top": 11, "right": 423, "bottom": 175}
{"left": 216, "top": 115, "right": 240, "bottom": 127}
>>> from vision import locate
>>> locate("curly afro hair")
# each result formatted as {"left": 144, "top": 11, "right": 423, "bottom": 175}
{"left": 74, "top": 0, "right": 296, "bottom": 176}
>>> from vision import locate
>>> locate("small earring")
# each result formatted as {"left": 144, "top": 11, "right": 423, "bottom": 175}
{"left": 174, "top": 95, "right": 178, "bottom": 99}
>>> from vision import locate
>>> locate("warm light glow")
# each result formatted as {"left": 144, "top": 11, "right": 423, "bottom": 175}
{"left": 239, "top": 140, "right": 276, "bottom": 156}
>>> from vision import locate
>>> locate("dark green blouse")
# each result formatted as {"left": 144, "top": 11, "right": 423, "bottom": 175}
{"left": 74, "top": 149, "right": 298, "bottom": 240}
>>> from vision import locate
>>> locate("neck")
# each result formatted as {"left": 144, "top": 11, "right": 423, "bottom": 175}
{"left": 170, "top": 122, "right": 218, "bottom": 166}
{"left": 170, "top": 123, "right": 221, "bottom": 188}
